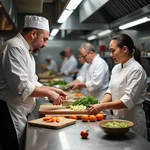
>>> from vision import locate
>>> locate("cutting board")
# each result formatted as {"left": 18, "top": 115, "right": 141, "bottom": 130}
{"left": 39, "top": 105, "right": 88, "bottom": 115}
{"left": 28, "top": 117, "right": 76, "bottom": 129}
{"left": 38, "top": 105, "right": 106, "bottom": 119}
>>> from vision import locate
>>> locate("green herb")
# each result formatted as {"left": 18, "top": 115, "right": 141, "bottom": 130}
{"left": 71, "top": 96, "right": 98, "bottom": 109}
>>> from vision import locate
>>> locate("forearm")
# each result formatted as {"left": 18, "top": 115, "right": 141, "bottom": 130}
{"left": 29, "top": 86, "right": 51, "bottom": 97}
{"left": 101, "top": 100, "right": 127, "bottom": 110}
{"left": 100, "top": 93, "right": 112, "bottom": 103}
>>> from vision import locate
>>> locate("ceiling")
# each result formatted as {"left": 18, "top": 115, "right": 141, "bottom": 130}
{"left": 1, "top": 0, "right": 150, "bottom": 40}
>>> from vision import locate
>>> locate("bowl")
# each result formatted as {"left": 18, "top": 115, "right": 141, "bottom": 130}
{"left": 98, "top": 119, "right": 134, "bottom": 136}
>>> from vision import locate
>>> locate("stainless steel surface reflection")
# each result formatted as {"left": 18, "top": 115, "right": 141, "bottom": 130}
{"left": 25, "top": 100, "right": 150, "bottom": 150}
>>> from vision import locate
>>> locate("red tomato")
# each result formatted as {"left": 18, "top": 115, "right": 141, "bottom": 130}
{"left": 80, "top": 130, "right": 89, "bottom": 139}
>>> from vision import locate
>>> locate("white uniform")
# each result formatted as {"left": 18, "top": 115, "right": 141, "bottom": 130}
{"left": 60, "top": 57, "right": 68, "bottom": 72}
{"left": 0, "top": 33, "right": 42, "bottom": 149}
{"left": 61, "top": 55, "right": 78, "bottom": 83}
{"left": 77, "top": 54, "right": 109, "bottom": 101}
{"left": 106, "top": 57, "right": 147, "bottom": 138}
{"left": 77, "top": 62, "right": 88, "bottom": 96}
{"left": 47, "top": 59, "right": 58, "bottom": 72}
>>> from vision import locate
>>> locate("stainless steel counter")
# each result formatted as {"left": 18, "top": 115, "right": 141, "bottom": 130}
{"left": 25, "top": 99, "right": 150, "bottom": 150}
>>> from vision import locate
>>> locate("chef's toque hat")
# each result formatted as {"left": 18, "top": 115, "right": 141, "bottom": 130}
{"left": 24, "top": 15, "right": 49, "bottom": 32}
{"left": 46, "top": 55, "right": 52, "bottom": 60}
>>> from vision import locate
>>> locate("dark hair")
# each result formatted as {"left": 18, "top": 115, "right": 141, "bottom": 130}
{"left": 79, "top": 42, "right": 95, "bottom": 52}
{"left": 60, "top": 51, "right": 66, "bottom": 56}
{"left": 112, "top": 34, "right": 142, "bottom": 65}
{"left": 21, "top": 27, "right": 44, "bottom": 36}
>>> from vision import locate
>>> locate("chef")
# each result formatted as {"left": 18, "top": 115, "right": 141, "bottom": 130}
{"left": 66, "top": 42, "right": 109, "bottom": 101}
{"left": 88, "top": 34, "right": 147, "bottom": 139}
{"left": 58, "top": 47, "right": 78, "bottom": 83}
{"left": 45, "top": 55, "right": 58, "bottom": 72}
{"left": 0, "top": 15, "right": 67, "bottom": 150}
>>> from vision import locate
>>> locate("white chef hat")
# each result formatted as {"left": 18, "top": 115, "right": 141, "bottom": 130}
{"left": 24, "top": 15, "right": 49, "bottom": 32}
{"left": 46, "top": 55, "right": 52, "bottom": 60}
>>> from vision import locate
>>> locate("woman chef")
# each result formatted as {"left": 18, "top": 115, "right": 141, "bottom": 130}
{"left": 0, "top": 15, "right": 67, "bottom": 150}
{"left": 88, "top": 34, "right": 147, "bottom": 139}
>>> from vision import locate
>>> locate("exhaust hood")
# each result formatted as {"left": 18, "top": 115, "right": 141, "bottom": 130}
{"left": 0, "top": 0, "right": 17, "bottom": 31}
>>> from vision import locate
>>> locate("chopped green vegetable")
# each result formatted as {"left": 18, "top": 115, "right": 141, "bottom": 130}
{"left": 105, "top": 121, "right": 130, "bottom": 128}
{"left": 47, "top": 80, "right": 67, "bottom": 87}
{"left": 70, "top": 96, "right": 98, "bottom": 109}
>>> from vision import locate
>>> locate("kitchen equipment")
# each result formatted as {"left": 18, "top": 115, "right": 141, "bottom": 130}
{"left": 98, "top": 119, "right": 134, "bottom": 135}
{"left": 28, "top": 117, "right": 76, "bottom": 129}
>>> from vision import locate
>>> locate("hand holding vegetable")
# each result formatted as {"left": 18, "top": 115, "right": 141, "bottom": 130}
{"left": 88, "top": 103, "right": 103, "bottom": 115}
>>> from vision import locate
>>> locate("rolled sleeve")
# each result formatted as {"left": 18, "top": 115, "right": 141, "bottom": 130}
{"left": 120, "top": 95, "right": 135, "bottom": 110}
{"left": 76, "top": 76, "right": 85, "bottom": 83}
{"left": 21, "top": 82, "right": 35, "bottom": 101}
{"left": 105, "top": 88, "right": 112, "bottom": 95}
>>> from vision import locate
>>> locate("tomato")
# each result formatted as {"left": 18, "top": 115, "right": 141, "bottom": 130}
{"left": 70, "top": 115, "right": 77, "bottom": 120}
{"left": 96, "top": 114, "right": 104, "bottom": 121}
{"left": 80, "top": 130, "right": 89, "bottom": 139}
{"left": 81, "top": 115, "right": 89, "bottom": 122}
{"left": 89, "top": 115, "right": 96, "bottom": 122}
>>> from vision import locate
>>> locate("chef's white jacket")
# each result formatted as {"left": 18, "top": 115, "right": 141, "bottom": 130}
{"left": 77, "top": 62, "right": 89, "bottom": 96}
{"left": 47, "top": 59, "right": 58, "bottom": 72}
{"left": 106, "top": 57, "right": 147, "bottom": 138}
{"left": 77, "top": 54, "right": 109, "bottom": 101}
{"left": 0, "top": 33, "right": 42, "bottom": 149}
{"left": 61, "top": 55, "right": 78, "bottom": 83}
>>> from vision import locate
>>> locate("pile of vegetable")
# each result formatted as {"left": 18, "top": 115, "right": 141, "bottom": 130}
{"left": 105, "top": 121, "right": 130, "bottom": 128}
{"left": 68, "top": 96, "right": 99, "bottom": 110}
{"left": 47, "top": 80, "right": 67, "bottom": 88}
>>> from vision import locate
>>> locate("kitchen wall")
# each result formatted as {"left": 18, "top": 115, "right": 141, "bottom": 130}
{"left": 34, "top": 39, "right": 86, "bottom": 73}
{"left": 98, "top": 21, "right": 150, "bottom": 77}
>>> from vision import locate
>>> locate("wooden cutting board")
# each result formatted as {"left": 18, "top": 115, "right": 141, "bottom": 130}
{"left": 39, "top": 105, "right": 88, "bottom": 115}
{"left": 38, "top": 105, "right": 106, "bottom": 119}
{"left": 28, "top": 117, "right": 76, "bottom": 129}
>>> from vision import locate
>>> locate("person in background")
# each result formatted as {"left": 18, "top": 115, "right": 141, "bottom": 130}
{"left": 66, "top": 42, "right": 109, "bottom": 101}
{"left": 45, "top": 55, "right": 58, "bottom": 72}
{"left": 0, "top": 15, "right": 67, "bottom": 150}
{"left": 88, "top": 34, "right": 147, "bottom": 139}
{"left": 59, "top": 50, "right": 67, "bottom": 72}
{"left": 70, "top": 54, "right": 89, "bottom": 96}
{"left": 58, "top": 48, "right": 78, "bottom": 83}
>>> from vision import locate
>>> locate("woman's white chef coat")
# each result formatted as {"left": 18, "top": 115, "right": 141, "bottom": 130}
{"left": 77, "top": 54, "right": 109, "bottom": 101}
{"left": 0, "top": 33, "right": 42, "bottom": 149}
{"left": 106, "top": 57, "right": 147, "bottom": 138}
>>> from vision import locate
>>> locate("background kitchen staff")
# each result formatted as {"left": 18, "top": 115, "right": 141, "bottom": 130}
{"left": 88, "top": 34, "right": 147, "bottom": 139}
{"left": 0, "top": 15, "right": 67, "bottom": 150}
{"left": 66, "top": 42, "right": 109, "bottom": 101}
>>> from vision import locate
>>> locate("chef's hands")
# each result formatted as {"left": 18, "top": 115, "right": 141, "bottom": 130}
{"left": 88, "top": 104, "right": 103, "bottom": 115}
{"left": 52, "top": 88, "right": 68, "bottom": 99}
{"left": 66, "top": 80, "right": 80, "bottom": 90}
{"left": 47, "top": 87, "right": 67, "bottom": 105}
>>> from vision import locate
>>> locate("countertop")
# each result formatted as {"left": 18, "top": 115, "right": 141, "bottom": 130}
{"left": 25, "top": 99, "right": 150, "bottom": 150}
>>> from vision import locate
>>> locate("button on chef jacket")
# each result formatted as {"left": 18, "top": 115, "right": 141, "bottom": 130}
{"left": 0, "top": 33, "right": 42, "bottom": 149}
{"left": 106, "top": 57, "right": 147, "bottom": 138}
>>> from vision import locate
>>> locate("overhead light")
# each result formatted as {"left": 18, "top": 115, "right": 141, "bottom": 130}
{"left": 50, "top": 29, "right": 59, "bottom": 36}
{"left": 98, "top": 29, "right": 112, "bottom": 37}
{"left": 119, "top": 17, "right": 150, "bottom": 30}
{"left": 57, "top": 9, "right": 73, "bottom": 23}
{"left": 87, "top": 35, "right": 97, "bottom": 41}
{"left": 66, "top": 0, "right": 82, "bottom": 10}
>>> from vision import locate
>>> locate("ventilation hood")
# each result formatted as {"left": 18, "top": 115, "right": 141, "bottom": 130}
{"left": 0, "top": 0, "right": 17, "bottom": 31}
